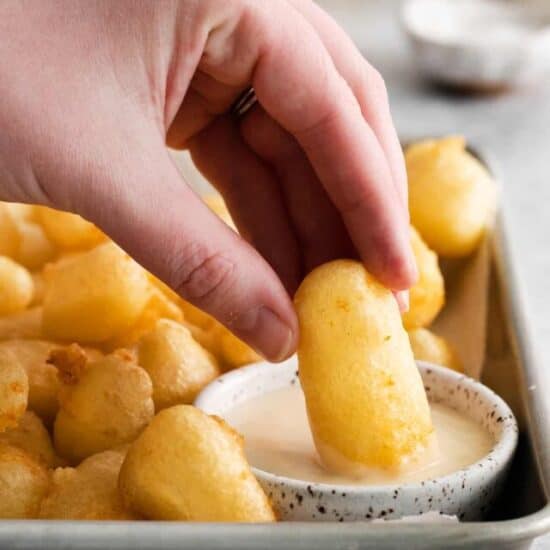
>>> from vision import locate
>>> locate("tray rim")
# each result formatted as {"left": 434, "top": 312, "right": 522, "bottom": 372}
{"left": 0, "top": 138, "right": 548, "bottom": 549}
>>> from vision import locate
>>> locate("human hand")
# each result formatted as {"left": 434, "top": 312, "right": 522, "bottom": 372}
{"left": 0, "top": 0, "right": 416, "bottom": 361}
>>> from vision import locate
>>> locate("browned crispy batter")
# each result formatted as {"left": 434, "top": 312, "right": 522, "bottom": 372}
{"left": 112, "top": 348, "right": 136, "bottom": 363}
{"left": 47, "top": 344, "right": 89, "bottom": 385}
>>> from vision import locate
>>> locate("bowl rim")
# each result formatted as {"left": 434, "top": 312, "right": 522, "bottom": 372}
{"left": 195, "top": 358, "right": 518, "bottom": 495}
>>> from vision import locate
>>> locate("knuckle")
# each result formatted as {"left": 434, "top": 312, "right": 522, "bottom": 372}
{"left": 337, "top": 186, "right": 378, "bottom": 218}
{"left": 293, "top": 103, "right": 338, "bottom": 141}
{"left": 294, "top": 83, "right": 359, "bottom": 140}
{"left": 363, "top": 66, "right": 388, "bottom": 102}
{"left": 171, "top": 244, "right": 236, "bottom": 306}
{"left": 237, "top": 0, "right": 272, "bottom": 38}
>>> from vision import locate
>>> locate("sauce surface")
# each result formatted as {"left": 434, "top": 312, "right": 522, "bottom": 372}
{"left": 225, "top": 385, "right": 493, "bottom": 486}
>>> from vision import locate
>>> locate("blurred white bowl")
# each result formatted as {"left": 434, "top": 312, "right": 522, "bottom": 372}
{"left": 402, "top": 0, "right": 550, "bottom": 90}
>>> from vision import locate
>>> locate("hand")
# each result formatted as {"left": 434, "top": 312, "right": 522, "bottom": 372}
{"left": 0, "top": 0, "right": 416, "bottom": 361}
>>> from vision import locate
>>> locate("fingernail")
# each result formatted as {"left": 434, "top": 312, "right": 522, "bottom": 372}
{"left": 232, "top": 306, "right": 295, "bottom": 362}
{"left": 395, "top": 290, "right": 410, "bottom": 313}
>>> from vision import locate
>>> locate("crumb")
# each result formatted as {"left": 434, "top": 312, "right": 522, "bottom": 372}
{"left": 48, "top": 344, "right": 89, "bottom": 385}
{"left": 113, "top": 348, "right": 136, "bottom": 363}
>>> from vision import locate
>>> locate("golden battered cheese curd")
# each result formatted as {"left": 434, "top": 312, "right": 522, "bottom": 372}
{"left": 0, "top": 340, "right": 62, "bottom": 425}
{"left": 36, "top": 206, "right": 105, "bottom": 250}
{"left": 182, "top": 319, "right": 220, "bottom": 356}
{"left": 0, "top": 256, "right": 34, "bottom": 316}
{"left": 31, "top": 273, "right": 46, "bottom": 306}
{"left": 0, "top": 411, "right": 59, "bottom": 467}
{"left": 0, "top": 443, "right": 50, "bottom": 519}
{"left": 0, "top": 340, "right": 100, "bottom": 427}
{"left": 148, "top": 273, "right": 182, "bottom": 304}
{"left": 2, "top": 203, "right": 38, "bottom": 224}
{"left": 16, "top": 221, "right": 57, "bottom": 271}
{"left": 0, "top": 308, "right": 43, "bottom": 341}
{"left": 0, "top": 204, "right": 21, "bottom": 259}
{"left": 294, "top": 260, "right": 433, "bottom": 472}
{"left": 0, "top": 358, "right": 28, "bottom": 432}
{"left": 402, "top": 227, "right": 445, "bottom": 329}
{"left": 408, "top": 328, "right": 463, "bottom": 373}
{"left": 104, "top": 286, "right": 184, "bottom": 351}
{"left": 42, "top": 242, "right": 152, "bottom": 344}
{"left": 137, "top": 319, "right": 220, "bottom": 410}
{"left": 406, "top": 136, "right": 495, "bottom": 258}
{"left": 178, "top": 304, "right": 223, "bottom": 365}
{"left": 40, "top": 448, "right": 137, "bottom": 520}
{"left": 179, "top": 299, "right": 217, "bottom": 331}
{"left": 119, "top": 405, "right": 275, "bottom": 522}
{"left": 53, "top": 352, "right": 154, "bottom": 463}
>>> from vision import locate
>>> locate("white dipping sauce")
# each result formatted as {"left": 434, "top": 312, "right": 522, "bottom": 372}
{"left": 225, "top": 385, "right": 494, "bottom": 486}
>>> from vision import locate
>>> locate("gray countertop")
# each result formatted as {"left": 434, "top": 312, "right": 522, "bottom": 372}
{"left": 316, "top": 0, "right": 550, "bottom": 547}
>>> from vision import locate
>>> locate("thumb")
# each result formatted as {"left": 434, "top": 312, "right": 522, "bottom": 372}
{"left": 76, "top": 136, "right": 297, "bottom": 362}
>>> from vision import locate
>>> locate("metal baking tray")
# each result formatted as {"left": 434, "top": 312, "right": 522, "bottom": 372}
{"left": 0, "top": 142, "right": 548, "bottom": 550}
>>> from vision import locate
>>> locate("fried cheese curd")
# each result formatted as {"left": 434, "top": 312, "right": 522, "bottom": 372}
{"left": 52, "top": 347, "right": 154, "bottom": 463}
{"left": 36, "top": 206, "right": 105, "bottom": 250}
{"left": 0, "top": 411, "right": 59, "bottom": 468}
{"left": 408, "top": 328, "right": 463, "bottom": 373}
{"left": 31, "top": 272, "right": 46, "bottom": 306}
{"left": 104, "top": 286, "right": 184, "bottom": 351}
{"left": 40, "top": 447, "right": 137, "bottom": 520}
{"left": 0, "top": 204, "right": 21, "bottom": 259}
{"left": 0, "top": 307, "right": 43, "bottom": 341}
{"left": 16, "top": 221, "right": 57, "bottom": 271}
{"left": 0, "top": 256, "right": 34, "bottom": 316}
{"left": 0, "top": 443, "right": 50, "bottom": 519}
{"left": 137, "top": 319, "right": 220, "bottom": 410}
{"left": 294, "top": 260, "right": 433, "bottom": 473}
{"left": 402, "top": 227, "right": 445, "bottom": 330}
{"left": 42, "top": 242, "right": 152, "bottom": 344}
{"left": 0, "top": 357, "right": 28, "bottom": 432}
{"left": 0, "top": 340, "right": 62, "bottom": 425}
{"left": 406, "top": 136, "right": 495, "bottom": 258}
{"left": 119, "top": 405, "right": 275, "bottom": 522}
{"left": 2, "top": 203, "right": 38, "bottom": 224}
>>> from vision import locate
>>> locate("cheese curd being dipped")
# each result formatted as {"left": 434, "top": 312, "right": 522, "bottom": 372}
{"left": 294, "top": 259, "right": 434, "bottom": 476}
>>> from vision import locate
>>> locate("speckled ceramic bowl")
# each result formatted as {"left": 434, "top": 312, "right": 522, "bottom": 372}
{"left": 195, "top": 357, "right": 518, "bottom": 522}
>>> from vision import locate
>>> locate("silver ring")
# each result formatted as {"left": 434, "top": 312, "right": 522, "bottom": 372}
{"left": 231, "top": 87, "right": 257, "bottom": 119}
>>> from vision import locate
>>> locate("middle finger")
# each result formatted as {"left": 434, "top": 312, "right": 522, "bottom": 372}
{"left": 240, "top": 105, "right": 356, "bottom": 273}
